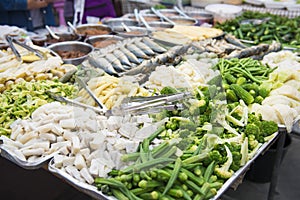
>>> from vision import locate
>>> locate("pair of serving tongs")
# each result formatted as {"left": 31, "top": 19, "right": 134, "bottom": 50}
{"left": 151, "top": 7, "right": 176, "bottom": 26}
{"left": 112, "top": 91, "right": 192, "bottom": 116}
{"left": 6, "top": 35, "right": 45, "bottom": 62}
{"left": 47, "top": 90, "right": 191, "bottom": 117}
{"left": 75, "top": 76, "right": 107, "bottom": 111}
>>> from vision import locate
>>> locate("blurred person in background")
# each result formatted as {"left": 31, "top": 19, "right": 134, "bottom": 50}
{"left": 64, "top": 0, "right": 116, "bottom": 25}
{"left": 0, "top": 0, "right": 57, "bottom": 31}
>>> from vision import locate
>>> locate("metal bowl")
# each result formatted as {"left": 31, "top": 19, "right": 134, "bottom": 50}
{"left": 85, "top": 35, "right": 123, "bottom": 49}
{"left": 169, "top": 16, "right": 198, "bottom": 26}
{"left": 47, "top": 41, "right": 93, "bottom": 66}
{"left": 76, "top": 24, "right": 112, "bottom": 37}
{"left": 0, "top": 42, "right": 9, "bottom": 50}
{"left": 113, "top": 26, "right": 149, "bottom": 38}
{"left": 45, "top": 33, "right": 81, "bottom": 46}
{"left": 159, "top": 9, "right": 181, "bottom": 17}
{"left": 140, "top": 14, "right": 162, "bottom": 22}
{"left": 103, "top": 18, "right": 138, "bottom": 28}
{"left": 186, "top": 11, "right": 214, "bottom": 26}
{"left": 142, "top": 21, "right": 174, "bottom": 31}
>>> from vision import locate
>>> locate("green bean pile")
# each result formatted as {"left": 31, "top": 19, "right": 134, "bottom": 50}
{"left": 215, "top": 11, "right": 300, "bottom": 48}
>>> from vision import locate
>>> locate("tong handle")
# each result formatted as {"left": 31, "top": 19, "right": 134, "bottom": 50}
{"left": 47, "top": 91, "right": 105, "bottom": 115}
{"left": 151, "top": 7, "right": 176, "bottom": 26}
{"left": 6, "top": 35, "right": 22, "bottom": 61}
{"left": 121, "top": 92, "right": 191, "bottom": 111}
{"left": 11, "top": 38, "right": 44, "bottom": 59}
{"left": 75, "top": 77, "right": 107, "bottom": 111}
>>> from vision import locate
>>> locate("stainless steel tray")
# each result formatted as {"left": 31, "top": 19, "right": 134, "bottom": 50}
{"left": 0, "top": 143, "right": 57, "bottom": 170}
{"left": 48, "top": 158, "right": 115, "bottom": 200}
{"left": 0, "top": 136, "right": 58, "bottom": 170}
{"left": 47, "top": 131, "right": 280, "bottom": 200}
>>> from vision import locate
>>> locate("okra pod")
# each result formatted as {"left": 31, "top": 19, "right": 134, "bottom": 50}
{"left": 111, "top": 188, "right": 129, "bottom": 200}
{"left": 163, "top": 158, "right": 182, "bottom": 195}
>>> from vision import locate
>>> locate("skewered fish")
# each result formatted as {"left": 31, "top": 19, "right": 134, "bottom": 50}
{"left": 224, "top": 34, "right": 247, "bottom": 49}
{"left": 142, "top": 37, "right": 167, "bottom": 53}
{"left": 105, "top": 53, "right": 127, "bottom": 72}
{"left": 119, "top": 46, "right": 141, "bottom": 64}
{"left": 113, "top": 49, "right": 132, "bottom": 67}
{"left": 225, "top": 44, "right": 270, "bottom": 59}
{"left": 126, "top": 43, "right": 149, "bottom": 59}
{"left": 133, "top": 40, "right": 156, "bottom": 56}
{"left": 88, "top": 56, "right": 118, "bottom": 76}
{"left": 124, "top": 44, "right": 190, "bottom": 76}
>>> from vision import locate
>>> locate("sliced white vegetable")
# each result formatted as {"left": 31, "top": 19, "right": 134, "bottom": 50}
{"left": 85, "top": 120, "right": 98, "bottom": 132}
{"left": 63, "top": 131, "right": 76, "bottom": 141}
{"left": 39, "top": 133, "right": 57, "bottom": 142}
{"left": 65, "top": 165, "right": 85, "bottom": 182}
{"left": 71, "top": 136, "right": 81, "bottom": 154}
{"left": 89, "top": 134, "right": 106, "bottom": 150}
{"left": 80, "top": 168, "right": 94, "bottom": 184}
{"left": 58, "top": 146, "right": 69, "bottom": 155}
{"left": 56, "top": 136, "right": 65, "bottom": 142}
{"left": 97, "top": 163, "right": 106, "bottom": 178}
{"left": 134, "top": 124, "right": 157, "bottom": 140}
{"left": 21, "top": 148, "right": 44, "bottom": 157}
{"left": 51, "top": 141, "right": 71, "bottom": 150}
{"left": 59, "top": 119, "right": 76, "bottom": 129}
{"left": 13, "top": 149, "right": 27, "bottom": 161}
{"left": 51, "top": 124, "right": 64, "bottom": 136}
{"left": 20, "top": 141, "right": 50, "bottom": 151}
{"left": 18, "top": 131, "right": 38, "bottom": 144}
{"left": 74, "top": 154, "right": 87, "bottom": 170}
{"left": 36, "top": 123, "right": 54, "bottom": 134}
{"left": 62, "top": 156, "right": 75, "bottom": 167}
{"left": 106, "top": 116, "right": 122, "bottom": 131}
{"left": 118, "top": 123, "right": 139, "bottom": 138}
{"left": 89, "top": 159, "right": 99, "bottom": 176}
{"left": 79, "top": 148, "right": 90, "bottom": 160}
{"left": 10, "top": 124, "right": 23, "bottom": 140}
{"left": 125, "top": 141, "right": 139, "bottom": 154}
{"left": 54, "top": 154, "right": 64, "bottom": 168}
{"left": 27, "top": 156, "right": 39, "bottom": 162}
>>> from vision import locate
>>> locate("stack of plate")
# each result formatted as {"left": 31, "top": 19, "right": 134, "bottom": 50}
{"left": 223, "top": 0, "right": 243, "bottom": 4}
{"left": 204, "top": 4, "right": 243, "bottom": 23}
{"left": 190, "top": 0, "right": 222, "bottom": 7}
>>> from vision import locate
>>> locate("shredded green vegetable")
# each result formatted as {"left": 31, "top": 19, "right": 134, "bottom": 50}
{"left": 0, "top": 79, "right": 77, "bottom": 136}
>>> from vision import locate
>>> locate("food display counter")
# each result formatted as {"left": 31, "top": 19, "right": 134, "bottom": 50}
{"left": 0, "top": 2, "right": 300, "bottom": 200}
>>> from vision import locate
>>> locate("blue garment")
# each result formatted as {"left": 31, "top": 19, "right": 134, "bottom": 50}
{"left": 0, "top": 0, "right": 57, "bottom": 31}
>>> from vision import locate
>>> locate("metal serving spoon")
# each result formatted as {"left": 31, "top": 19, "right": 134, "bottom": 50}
{"left": 45, "top": 25, "right": 60, "bottom": 40}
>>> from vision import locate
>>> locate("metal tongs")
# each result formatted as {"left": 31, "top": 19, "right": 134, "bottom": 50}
{"left": 151, "top": 7, "right": 176, "bottom": 26}
{"left": 111, "top": 92, "right": 192, "bottom": 116}
{"left": 47, "top": 91, "right": 191, "bottom": 117}
{"left": 75, "top": 76, "right": 107, "bottom": 111}
{"left": 6, "top": 35, "right": 45, "bottom": 61}
{"left": 47, "top": 91, "right": 106, "bottom": 115}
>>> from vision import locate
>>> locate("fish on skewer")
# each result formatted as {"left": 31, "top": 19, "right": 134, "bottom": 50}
{"left": 224, "top": 34, "right": 247, "bottom": 49}
{"left": 124, "top": 44, "right": 189, "bottom": 76}
{"left": 105, "top": 53, "right": 128, "bottom": 72}
{"left": 126, "top": 43, "right": 150, "bottom": 59}
{"left": 133, "top": 39, "right": 156, "bottom": 56}
{"left": 119, "top": 46, "right": 141, "bottom": 64}
{"left": 225, "top": 43, "right": 270, "bottom": 59}
{"left": 142, "top": 37, "right": 167, "bottom": 53}
{"left": 88, "top": 56, "right": 118, "bottom": 76}
{"left": 113, "top": 49, "right": 132, "bottom": 67}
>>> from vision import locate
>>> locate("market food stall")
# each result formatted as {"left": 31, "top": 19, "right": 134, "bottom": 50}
{"left": 0, "top": 1, "right": 300, "bottom": 200}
